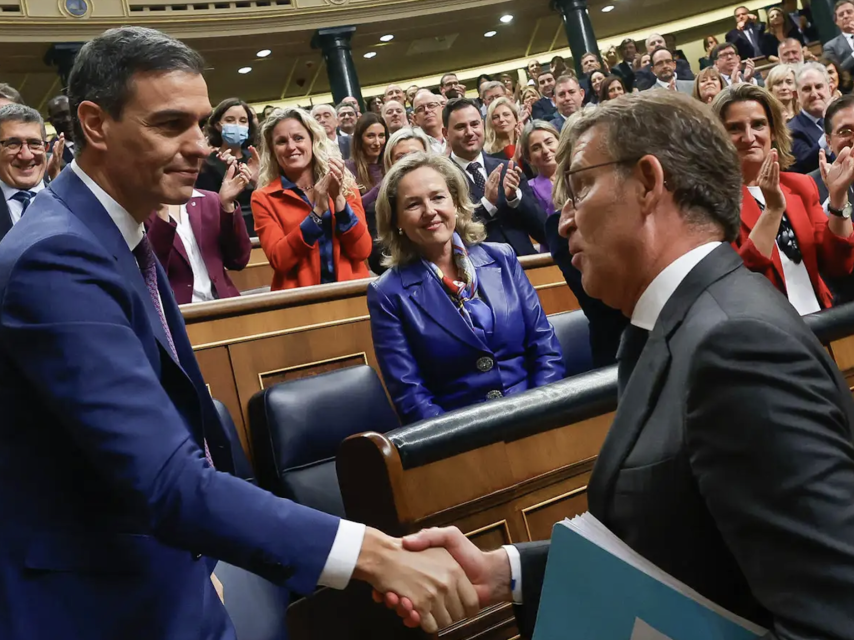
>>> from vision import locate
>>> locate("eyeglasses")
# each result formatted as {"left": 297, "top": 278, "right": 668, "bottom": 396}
{"left": 0, "top": 138, "right": 47, "bottom": 153}
{"left": 564, "top": 157, "right": 642, "bottom": 207}
{"left": 653, "top": 58, "right": 675, "bottom": 67}
{"left": 717, "top": 51, "right": 738, "bottom": 59}
{"left": 414, "top": 102, "right": 441, "bottom": 115}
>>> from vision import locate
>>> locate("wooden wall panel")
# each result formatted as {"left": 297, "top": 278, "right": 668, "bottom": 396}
{"left": 194, "top": 346, "right": 247, "bottom": 454}
{"left": 227, "top": 263, "right": 274, "bottom": 293}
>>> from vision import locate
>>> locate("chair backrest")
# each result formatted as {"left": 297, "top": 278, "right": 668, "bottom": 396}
{"left": 215, "top": 561, "right": 289, "bottom": 640}
{"left": 248, "top": 365, "right": 400, "bottom": 517}
{"left": 549, "top": 309, "right": 594, "bottom": 377}
{"left": 213, "top": 398, "right": 256, "bottom": 484}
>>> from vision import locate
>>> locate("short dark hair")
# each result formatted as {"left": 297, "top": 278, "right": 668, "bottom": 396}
{"left": 538, "top": 71, "right": 555, "bottom": 81}
{"left": 734, "top": 5, "right": 749, "bottom": 13}
{"left": 598, "top": 75, "right": 627, "bottom": 102}
{"left": 710, "top": 42, "right": 738, "bottom": 61}
{"left": 651, "top": 46, "right": 674, "bottom": 63}
{"left": 205, "top": 97, "right": 257, "bottom": 148}
{"left": 442, "top": 97, "right": 480, "bottom": 129}
{"left": 0, "top": 103, "right": 45, "bottom": 137}
{"left": 440, "top": 73, "right": 459, "bottom": 87}
{"left": 0, "top": 83, "right": 23, "bottom": 105}
{"left": 825, "top": 94, "right": 854, "bottom": 134}
{"left": 581, "top": 52, "right": 598, "bottom": 61}
{"left": 67, "top": 26, "right": 205, "bottom": 152}
{"left": 336, "top": 101, "right": 356, "bottom": 114}
{"left": 619, "top": 38, "right": 636, "bottom": 54}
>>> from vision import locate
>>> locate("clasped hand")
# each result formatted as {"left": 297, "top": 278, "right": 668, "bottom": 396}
{"left": 313, "top": 157, "right": 347, "bottom": 213}
{"left": 485, "top": 161, "right": 524, "bottom": 206}
{"left": 367, "top": 526, "right": 513, "bottom": 632}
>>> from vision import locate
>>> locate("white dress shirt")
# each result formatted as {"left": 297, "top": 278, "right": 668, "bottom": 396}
{"left": 450, "top": 151, "right": 521, "bottom": 216}
{"left": 747, "top": 187, "right": 820, "bottom": 316}
{"left": 427, "top": 133, "right": 447, "bottom": 155}
{"left": 169, "top": 196, "right": 215, "bottom": 304}
{"left": 69, "top": 160, "right": 366, "bottom": 590}
{"left": 1, "top": 179, "right": 45, "bottom": 225}
{"left": 502, "top": 241, "right": 723, "bottom": 602}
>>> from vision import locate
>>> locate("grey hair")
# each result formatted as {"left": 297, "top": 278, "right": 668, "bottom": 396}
{"left": 67, "top": 27, "right": 205, "bottom": 153}
{"left": 560, "top": 91, "right": 742, "bottom": 242}
{"left": 376, "top": 152, "right": 485, "bottom": 267}
{"left": 796, "top": 61, "right": 832, "bottom": 88}
{"left": 519, "top": 119, "right": 560, "bottom": 163}
{"left": 310, "top": 103, "right": 335, "bottom": 118}
{"left": 382, "top": 126, "right": 431, "bottom": 172}
{"left": 480, "top": 80, "right": 506, "bottom": 98}
{"left": 0, "top": 83, "right": 23, "bottom": 105}
{"left": 0, "top": 104, "right": 46, "bottom": 138}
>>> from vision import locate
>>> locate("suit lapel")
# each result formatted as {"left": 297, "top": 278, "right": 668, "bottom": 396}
{"left": 403, "top": 262, "right": 486, "bottom": 351}
{"left": 0, "top": 196, "right": 12, "bottom": 241}
{"left": 587, "top": 245, "right": 744, "bottom": 518}
{"left": 48, "top": 169, "right": 183, "bottom": 368}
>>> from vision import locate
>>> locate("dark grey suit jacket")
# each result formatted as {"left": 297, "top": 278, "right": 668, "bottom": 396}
{"left": 514, "top": 244, "right": 854, "bottom": 639}
{"left": 823, "top": 34, "right": 854, "bottom": 73}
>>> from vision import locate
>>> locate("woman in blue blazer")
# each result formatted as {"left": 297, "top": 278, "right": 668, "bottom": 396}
{"left": 368, "top": 152, "right": 564, "bottom": 424}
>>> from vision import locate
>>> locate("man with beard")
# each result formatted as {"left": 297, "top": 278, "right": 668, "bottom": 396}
{"left": 644, "top": 47, "right": 695, "bottom": 94}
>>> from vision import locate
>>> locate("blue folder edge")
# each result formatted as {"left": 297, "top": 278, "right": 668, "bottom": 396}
{"left": 532, "top": 522, "right": 763, "bottom": 640}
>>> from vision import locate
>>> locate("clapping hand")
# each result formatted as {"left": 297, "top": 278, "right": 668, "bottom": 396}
{"left": 219, "top": 160, "right": 252, "bottom": 212}
{"left": 46, "top": 133, "right": 65, "bottom": 182}
{"left": 758, "top": 149, "right": 786, "bottom": 213}
{"left": 503, "top": 160, "right": 523, "bottom": 200}
{"left": 484, "top": 165, "right": 503, "bottom": 205}
{"left": 372, "top": 526, "right": 512, "bottom": 629}
{"left": 246, "top": 145, "right": 261, "bottom": 187}
{"left": 743, "top": 59, "right": 756, "bottom": 83}
{"left": 821, "top": 147, "right": 854, "bottom": 209}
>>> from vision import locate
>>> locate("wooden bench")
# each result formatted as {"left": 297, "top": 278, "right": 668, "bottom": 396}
{"left": 181, "top": 253, "right": 578, "bottom": 462}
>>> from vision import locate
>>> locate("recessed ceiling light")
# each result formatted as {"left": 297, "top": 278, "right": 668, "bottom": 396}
{"left": 256, "top": 49, "right": 271, "bottom": 57}
{"left": 380, "top": 34, "right": 394, "bottom": 42}
{"left": 484, "top": 31, "right": 497, "bottom": 37}
{"left": 238, "top": 66, "right": 252, "bottom": 74}
{"left": 364, "top": 51, "right": 377, "bottom": 59}
{"left": 601, "top": 5, "right": 615, "bottom": 11}
{"left": 500, "top": 14, "right": 513, "bottom": 23}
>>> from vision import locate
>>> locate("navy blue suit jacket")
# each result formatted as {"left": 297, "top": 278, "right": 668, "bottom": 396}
{"left": 531, "top": 97, "right": 557, "bottom": 121}
{"left": 0, "top": 168, "right": 340, "bottom": 639}
{"left": 368, "top": 242, "right": 565, "bottom": 425}
{"left": 460, "top": 154, "right": 547, "bottom": 256}
{"left": 0, "top": 194, "right": 11, "bottom": 243}
{"left": 788, "top": 111, "right": 825, "bottom": 174}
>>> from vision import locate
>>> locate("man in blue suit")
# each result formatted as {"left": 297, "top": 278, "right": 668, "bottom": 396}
{"left": 0, "top": 26, "right": 478, "bottom": 640}
{"left": 444, "top": 98, "right": 547, "bottom": 256}
{"left": 788, "top": 63, "right": 833, "bottom": 174}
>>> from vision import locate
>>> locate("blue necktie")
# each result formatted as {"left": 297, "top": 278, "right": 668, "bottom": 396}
{"left": 10, "top": 190, "right": 36, "bottom": 215}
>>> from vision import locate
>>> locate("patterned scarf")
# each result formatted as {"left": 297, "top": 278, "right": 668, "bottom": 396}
{"left": 424, "top": 233, "right": 494, "bottom": 335}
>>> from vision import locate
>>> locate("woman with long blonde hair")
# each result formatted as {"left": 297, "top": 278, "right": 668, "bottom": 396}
{"left": 484, "top": 97, "right": 522, "bottom": 160}
{"left": 251, "top": 107, "right": 372, "bottom": 290}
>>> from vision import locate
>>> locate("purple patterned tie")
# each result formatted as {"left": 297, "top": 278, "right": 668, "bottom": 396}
{"left": 133, "top": 236, "right": 215, "bottom": 468}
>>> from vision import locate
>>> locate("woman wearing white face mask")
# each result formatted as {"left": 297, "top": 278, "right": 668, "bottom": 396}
{"left": 196, "top": 98, "right": 260, "bottom": 235}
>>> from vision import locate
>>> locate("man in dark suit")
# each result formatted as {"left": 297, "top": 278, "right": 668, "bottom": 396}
{"left": 549, "top": 76, "right": 584, "bottom": 132}
{"left": 822, "top": 0, "right": 854, "bottom": 74}
{"left": 386, "top": 91, "right": 854, "bottom": 639}
{"left": 311, "top": 103, "right": 351, "bottom": 159}
{"left": 634, "top": 33, "right": 695, "bottom": 92}
{"left": 46, "top": 94, "right": 75, "bottom": 168}
{"left": 531, "top": 71, "right": 557, "bottom": 121}
{"left": 0, "top": 26, "right": 479, "bottom": 640}
{"left": 615, "top": 38, "right": 638, "bottom": 92}
{"left": 789, "top": 62, "right": 833, "bottom": 174}
{"left": 726, "top": 5, "right": 765, "bottom": 60}
{"left": 0, "top": 104, "right": 52, "bottom": 242}
{"left": 444, "top": 98, "right": 547, "bottom": 256}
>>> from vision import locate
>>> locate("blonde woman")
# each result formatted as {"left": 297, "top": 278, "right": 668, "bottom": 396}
{"left": 765, "top": 64, "right": 800, "bottom": 121}
{"left": 368, "top": 152, "right": 564, "bottom": 424}
{"left": 382, "top": 127, "right": 432, "bottom": 172}
{"left": 484, "top": 96, "right": 522, "bottom": 160}
{"left": 520, "top": 86, "right": 541, "bottom": 116}
{"left": 251, "top": 107, "right": 372, "bottom": 290}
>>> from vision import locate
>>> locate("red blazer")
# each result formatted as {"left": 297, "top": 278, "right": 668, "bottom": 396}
{"left": 145, "top": 189, "right": 251, "bottom": 305}
{"left": 251, "top": 181, "right": 372, "bottom": 290}
{"left": 734, "top": 172, "right": 854, "bottom": 309}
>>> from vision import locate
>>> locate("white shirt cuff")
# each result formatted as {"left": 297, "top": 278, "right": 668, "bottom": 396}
{"left": 481, "top": 195, "right": 498, "bottom": 217}
{"left": 317, "top": 519, "right": 366, "bottom": 590}
{"left": 502, "top": 544, "right": 523, "bottom": 604}
{"left": 507, "top": 188, "right": 522, "bottom": 208}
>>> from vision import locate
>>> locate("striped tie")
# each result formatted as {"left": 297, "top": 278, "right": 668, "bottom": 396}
{"left": 11, "top": 190, "right": 36, "bottom": 215}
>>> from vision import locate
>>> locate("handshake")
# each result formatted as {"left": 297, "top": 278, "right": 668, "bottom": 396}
{"left": 355, "top": 526, "right": 514, "bottom": 633}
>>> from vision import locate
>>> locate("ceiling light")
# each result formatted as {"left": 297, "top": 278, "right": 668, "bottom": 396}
{"left": 238, "top": 66, "right": 252, "bottom": 74}
{"left": 500, "top": 14, "right": 513, "bottom": 23}
{"left": 380, "top": 34, "right": 394, "bottom": 42}
{"left": 256, "top": 49, "right": 271, "bottom": 57}
{"left": 601, "top": 5, "right": 615, "bottom": 11}
{"left": 484, "top": 31, "right": 497, "bottom": 37}
{"left": 364, "top": 51, "right": 377, "bottom": 59}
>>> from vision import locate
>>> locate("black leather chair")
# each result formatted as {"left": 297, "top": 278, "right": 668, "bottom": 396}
{"left": 213, "top": 399, "right": 255, "bottom": 484}
{"left": 248, "top": 365, "right": 400, "bottom": 517}
{"left": 549, "top": 309, "right": 595, "bottom": 377}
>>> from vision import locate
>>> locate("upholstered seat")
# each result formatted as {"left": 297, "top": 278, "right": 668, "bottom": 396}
{"left": 549, "top": 309, "right": 594, "bottom": 377}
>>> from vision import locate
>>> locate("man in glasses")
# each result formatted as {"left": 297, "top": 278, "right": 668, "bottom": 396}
{"left": 381, "top": 90, "right": 854, "bottom": 640}
{"left": 644, "top": 47, "right": 694, "bottom": 94}
{"left": 712, "top": 42, "right": 761, "bottom": 86}
{"left": 0, "top": 104, "right": 56, "bottom": 242}
{"left": 412, "top": 89, "right": 446, "bottom": 154}
{"left": 439, "top": 73, "right": 465, "bottom": 100}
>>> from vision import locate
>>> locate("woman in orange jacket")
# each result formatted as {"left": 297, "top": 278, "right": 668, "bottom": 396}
{"left": 713, "top": 83, "right": 854, "bottom": 313}
{"left": 251, "top": 107, "right": 372, "bottom": 290}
